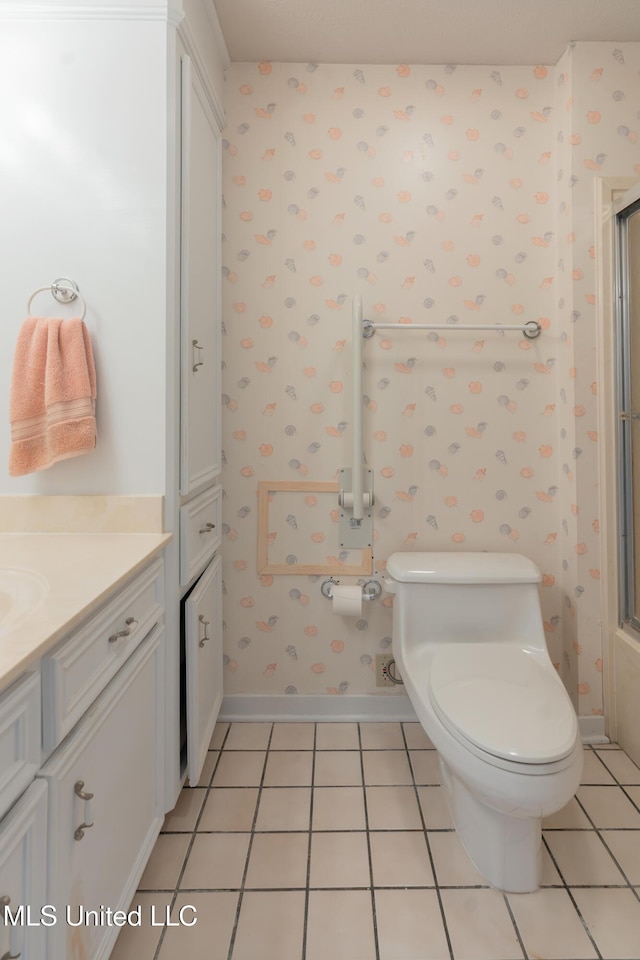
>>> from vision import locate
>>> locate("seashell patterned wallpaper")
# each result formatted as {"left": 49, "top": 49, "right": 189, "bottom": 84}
{"left": 220, "top": 43, "right": 640, "bottom": 717}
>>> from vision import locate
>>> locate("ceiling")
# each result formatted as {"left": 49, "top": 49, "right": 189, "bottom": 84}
{"left": 212, "top": 0, "right": 640, "bottom": 66}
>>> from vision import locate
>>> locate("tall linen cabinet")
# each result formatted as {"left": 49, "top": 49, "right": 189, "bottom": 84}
{"left": 0, "top": 0, "right": 228, "bottom": 815}
{"left": 176, "top": 20, "right": 226, "bottom": 788}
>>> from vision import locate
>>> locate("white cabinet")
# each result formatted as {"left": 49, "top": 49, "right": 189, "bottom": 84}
{"left": 0, "top": 672, "right": 45, "bottom": 960}
{"left": 0, "top": 671, "right": 40, "bottom": 820}
{"left": 0, "top": 779, "right": 47, "bottom": 960}
{"left": 0, "top": 0, "right": 229, "bottom": 815}
{"left": 178, "top": 48, "right": 222, "bottom": 499}
{"left": 176, "top": 30, "right": 225, "bottom": 789}
{"left": 39, "top": 627, "right": 163, "bottom": 960}
{"left": 179, "top": 484, "right": 222, "bottom": 587}
{"left": 41, "top": 559, "right": 164, "bottom": 756}
{"left": 0, "top": 548, "right": 166, "bottom": 960}
{"left": 185, "top": 555, "right": 223, "bottom": 785}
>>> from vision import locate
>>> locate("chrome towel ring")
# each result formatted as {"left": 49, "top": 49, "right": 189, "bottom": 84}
{"left": 27, "top": 278, "right": 87, "bottom": 320}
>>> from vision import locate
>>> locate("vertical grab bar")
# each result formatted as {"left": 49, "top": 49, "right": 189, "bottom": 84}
{"left": 352, "top": 294, "right": 364, "bottom": 522}
{"left": 338, "top": 295, "right": 372, "bottom": 548}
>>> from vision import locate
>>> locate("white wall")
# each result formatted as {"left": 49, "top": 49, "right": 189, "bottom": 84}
{"left": 219, "top": 48, "right": 640, "bottom": 716}
{"left": 220, "top": 60, "right": 563, "bottom": 700}
{"left": 0, "top": 14, "right": 170, "bottom": 495}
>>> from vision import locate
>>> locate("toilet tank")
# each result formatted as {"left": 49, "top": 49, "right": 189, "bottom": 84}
{"left": 386, "top": 552, "right": 545, "bottom": 648}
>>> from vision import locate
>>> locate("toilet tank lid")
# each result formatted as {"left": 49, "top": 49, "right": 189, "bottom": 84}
{"left": 386, "top": 552, "right": 541, "bottom": 584}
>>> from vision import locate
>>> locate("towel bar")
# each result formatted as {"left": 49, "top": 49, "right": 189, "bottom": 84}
{"left": 27, "top": 279, "right": 86, "bottom": 320}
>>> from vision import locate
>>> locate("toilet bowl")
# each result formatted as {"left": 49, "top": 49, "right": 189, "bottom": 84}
{"left": 385, "top": 551, "right": 583, "bottom": 893}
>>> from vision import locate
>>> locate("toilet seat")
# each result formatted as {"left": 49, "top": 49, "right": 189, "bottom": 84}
{"left": 428, "top": 643, "right": 577, "bottom": 764}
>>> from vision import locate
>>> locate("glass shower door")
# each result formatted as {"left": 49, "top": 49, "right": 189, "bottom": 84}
{"left": 617, "top": 195, "right": 640, "bottom": 630}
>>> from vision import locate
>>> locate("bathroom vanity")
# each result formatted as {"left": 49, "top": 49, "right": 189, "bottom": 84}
{"left": 0, "top": 2, "right": 228, "bottom": 951}
{"left": 0, "top": 533, "right": 169, "bottom": 960}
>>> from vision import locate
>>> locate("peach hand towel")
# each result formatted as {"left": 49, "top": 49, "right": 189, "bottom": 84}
{"left": 9, "top": 317, "right": 97, "bottom": 477}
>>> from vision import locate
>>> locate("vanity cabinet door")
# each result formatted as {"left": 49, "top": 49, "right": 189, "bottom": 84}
{"left": 39, "top": 628, "right": 163, "bottom": 960}
{"left": 0, "top": 779, "right": 47, "bottom": 960}
{"left": 0, "top": 671, "right": 40, "bottom": 820}
{"left": 185, "top": 554, "right": 223, "bottom": 785}
{"left": 179, "top": 50, "right": 222, "bottom": 498}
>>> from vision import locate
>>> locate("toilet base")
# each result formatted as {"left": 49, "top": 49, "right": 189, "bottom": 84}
{"left": 439, "top": 757, "right": 542, "bottom": 893}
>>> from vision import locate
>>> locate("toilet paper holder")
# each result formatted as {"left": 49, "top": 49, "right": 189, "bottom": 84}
{"left": 320, "top": 578, "right": 382, "bottom": 601}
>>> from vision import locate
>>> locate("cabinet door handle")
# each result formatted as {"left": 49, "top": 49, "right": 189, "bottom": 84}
{"left": 74, "top": 780, "right": 94, "bottom": 841}
{"left": 108, "top": 616, "right": 138, "bottom": 643}
{"left": 198, "top": 614, "right": 210, "bottom": 647}
{"left": 192, "top": 339, "right": 204, "bottom": 372}
{"left": 0, "top": 896, "right": 21, "bottom": 958}
{"left": 199, "top": 521, "right": 216, "bottom": 534}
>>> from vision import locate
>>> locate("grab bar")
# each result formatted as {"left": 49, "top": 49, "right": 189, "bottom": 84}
{"left": 362, "top": 319, "right": 541, "bottom": 338}
{"left": 352, "top": 295, "right": 364, "bottom": 522}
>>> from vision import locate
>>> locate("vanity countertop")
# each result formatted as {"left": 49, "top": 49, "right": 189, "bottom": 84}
{"left": 0, "top": 532, "right": 171, "bottom": 690}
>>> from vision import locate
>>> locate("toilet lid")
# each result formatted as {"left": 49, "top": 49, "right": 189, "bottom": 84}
{"left": 428, "top": 644, "right": 577, "bottom": 764}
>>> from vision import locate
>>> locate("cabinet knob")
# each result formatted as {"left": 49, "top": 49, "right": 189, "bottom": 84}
{"left": 74, "top": 780, "right": 94, "bottom": 841}
{"left": 199, "top": 521, "right": 216, "bottom": 534}
{"left": 108, "top": 616, "right": 138, "bottom": 643}
{"left": 198, "top": 614, "right": 210, "bottom": 647}
{"left": 192, "top": 339, "right": 204, "bottom": 372}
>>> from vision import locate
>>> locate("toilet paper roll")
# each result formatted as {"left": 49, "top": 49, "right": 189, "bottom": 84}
{"left": 331, "top": 584, "right": 362, "bottom": 617}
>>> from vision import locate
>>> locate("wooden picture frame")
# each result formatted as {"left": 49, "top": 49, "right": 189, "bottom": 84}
{"left": 257, "top": 481, "right": 373, "bottom": 575}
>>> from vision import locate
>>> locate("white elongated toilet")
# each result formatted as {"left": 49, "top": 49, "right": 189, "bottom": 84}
{"left": 385, "top": 551, "right": 583, "bottom": 893}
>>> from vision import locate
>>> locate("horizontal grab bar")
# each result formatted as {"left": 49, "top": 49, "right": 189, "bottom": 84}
{"left": 362, "top": 319, "right": 541, "bottom": 339}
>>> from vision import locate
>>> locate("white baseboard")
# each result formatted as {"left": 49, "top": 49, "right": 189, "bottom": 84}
{"left": 220, "top": 695, "right": 608, "bottom": 745}
{"left": 219, "top": 694, "right": 418, "bottom": 723}
{"left": 578, "top": 714, "right": 609, "bottom": 744}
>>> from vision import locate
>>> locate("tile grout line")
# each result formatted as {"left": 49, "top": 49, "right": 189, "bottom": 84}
{"left": 540, "top": 833, "right": 604, "bottom": 960}
{"left": 546, "top": 749, "right": 621, "bottom": 958}
{"left": 592, "top": 744, "right": 640, "bottom": 781}
{"left": 501, "top": 895, "right": 528, "bottom": 960}
{"left": 617, "top": 767, "right": 640, "bottom": 895}
{"left": 144, "top": 731, "right": 640, "bottom": 960}
{"left": 225, "top": 723, "right": 274, "bottom": 960}
{"left": 152, "top": 723, "right": 231, "bottom": 960}
{"left": 574, "top": 788, "right": 640, "bottom": 906}
{"left": 402, "top": 723, "right": 455, "bottom": 960}
{"left": 300, "top": 723, "right": 317, "bottom": 960}
{"left": 357, "top": 723, "right": 381, "bottom": 960}
{"left": 573, "top": 789, "right": 640, "bottom": 900}
{"left": 139, "top": 879, "right": 637, "bottom": 894}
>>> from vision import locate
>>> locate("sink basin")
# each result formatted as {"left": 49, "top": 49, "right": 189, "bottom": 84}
{"left": 0, "top": 568, "right": 49, "bottom": 639}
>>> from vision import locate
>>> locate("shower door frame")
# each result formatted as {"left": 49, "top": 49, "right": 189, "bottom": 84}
{"left": 615, "top": 187, "right": 640, "bottom": 632}
{"left": 596, "top": 175, "right": 640, "bottom": 744}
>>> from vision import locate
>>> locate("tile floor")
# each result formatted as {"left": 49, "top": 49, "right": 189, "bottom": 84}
{"left": 111, "top": 722, "right": 640, "bottom": 960}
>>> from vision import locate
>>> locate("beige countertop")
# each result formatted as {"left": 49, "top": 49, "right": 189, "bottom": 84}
{"left": 0, "top": 532, "right": 171, "bottom": 690}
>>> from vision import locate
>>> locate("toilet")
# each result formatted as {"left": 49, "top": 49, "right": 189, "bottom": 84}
{"left": 385, "top": 551, "right": 583, "bottom": 893}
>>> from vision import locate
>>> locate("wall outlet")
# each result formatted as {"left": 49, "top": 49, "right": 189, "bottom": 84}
{"left": 375, "top": 654, "right": 400, "bottom": 688}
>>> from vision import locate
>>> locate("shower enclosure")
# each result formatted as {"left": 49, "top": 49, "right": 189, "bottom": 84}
{"left": 616, "top": 186, "right": 640, "bottom": 631}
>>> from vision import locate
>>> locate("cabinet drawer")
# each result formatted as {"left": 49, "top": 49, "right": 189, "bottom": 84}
{"left": 42, "top": 558, "right": 164, "bottom": 754}
{"left": 180, "top": 484, "right": 221, "bottom": 585}
{"left": 0, "top": 672, "right": 40, "bottom": 820}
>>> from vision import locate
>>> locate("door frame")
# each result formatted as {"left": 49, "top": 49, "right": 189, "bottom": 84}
{"left": 595, "top": 176, "right": 640, "bottom": 742}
